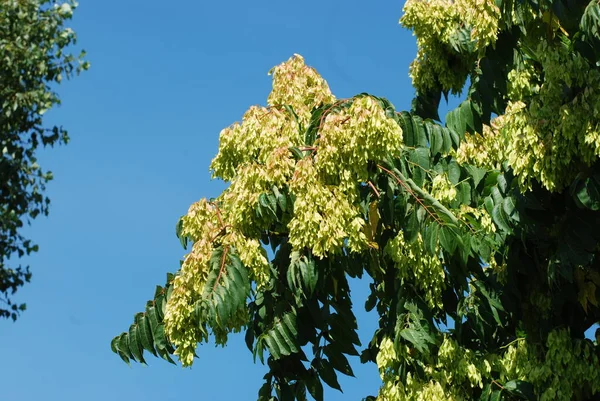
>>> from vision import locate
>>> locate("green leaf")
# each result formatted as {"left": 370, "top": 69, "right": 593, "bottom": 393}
{"left": 492, "top": 203, "right": 512, "bottom": 234}
{"left": 447, "top": 160, "right": 461, "bottom": 185}
{"left": 147, "top": 306, "right": 161, "bottom": 337}
{"left": 136, "top": 314, "right": 157, "bottom": 357}
{"left": 128, "top": 324, "right": 145, "bottom": 364}
{"left": 572, "top": 175, "right": 600, "bottom": 211}
{"left": 397, "top": 314, "right": 436, "bottom": 355}
{"left": 118, "top": 333, "right": 132, "bottom": 364}
{"left": 294, "top": 381, "right": 308, "bottom": 401}
{"left": 456, "top": 181, "right": 472, "bottom": 205}
{"left": 110, "top": 336, "right": 119, "bottom": 354}
{"left": 300, "top": 256, "right": 318, "bottom": 297}
{"left": 289, "top": 146, "right": 305, "bottom": 160}
{"left": 445, "top": 100, "right": 482, "bottom": 142}
{"left": 449, "top": 27, "right": 477, "bottom": 53}
{"left": 264, "top": 312, "right": 299, "bottom": 359}
{"left": 479, "top": 383, "right": 493, "bottom": 401}
{"left": 496, "top": 173, "right": 508, "bottom": 193}
{"left": 504, "top": 380, "right": 536, "bottom": 400}
{"left": 153, "top": 325, "right": 168, "bottom": 351}
{"left": 270, "top": 327, "right": 292, "bottom": 356}
{"left": 306, "top": 370, "right": 324, "bottom": 401}
{"left": 424, "top": 223, "right": 439, "bottom": 254}
{"left": 259, "top": 193, "right": 277, "bottom": 218}
{"left": 283, "top": 313, "right": 298, "bottom": 337}
{"left": 175, "top": 217, "right": 188, "bottom": 249}
{"left": 410, "top": 148, "right": 431, "bottom": 171}
{"left": 324, "top": 346, "right": 354, "bottom": 376}
{"left": 277, "top": 321, "right": 299, "bottom": 354}
{"left": 398, "top": 112, "right": 428, "bottom": 147}
{"left": 317, "top": 359, "right": 342, "bottom": 392}
{"left": 581, "top": 0, "right": 600, "bottom": 37}
{"left": 404, "top": 210, "right": 420, "bottom": 243}
{"left": 502, "top": 197, "right": 518, "bottom": 221}
{"left": 465, "top": 165, "right": 487, "bottom": 187}
{"left": 428, "top": 123, "right": 444, "bottom": 155}
{"left": 490, "top": 390, "right": 502, "bottom": 401}
{"left": 442, "top": 127, "right": 454, "bottom": 153}
{"left": 440, "top": 226, "right": 459, "bottom": 254}
{"left": 263, "top": 334, "right": 282, "bottom": 359}
{"left": 156, "top": 346, "right": 177, "bottom": 365}
{"left": 272, "top": 186, "right": 287, "bottom": 212}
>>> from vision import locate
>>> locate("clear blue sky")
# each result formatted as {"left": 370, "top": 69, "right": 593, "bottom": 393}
{"left": 1, "top": 1, "right": 442, "bottom": 400}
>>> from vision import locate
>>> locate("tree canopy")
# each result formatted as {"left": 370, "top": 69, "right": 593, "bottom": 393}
{"left": 0, "top": 0, "right": 88, "bottom": 320}
{"left": 112, "top": 0, "right": 600, "bottom": 400}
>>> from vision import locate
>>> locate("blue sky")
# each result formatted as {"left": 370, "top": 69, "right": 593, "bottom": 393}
{"left": 0, "top": 1, "right": 444, "bottom": 400}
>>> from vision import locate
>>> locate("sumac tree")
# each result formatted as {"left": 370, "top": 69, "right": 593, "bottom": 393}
{"left": 112, "top": 1, "right": 600, "bottom": 400}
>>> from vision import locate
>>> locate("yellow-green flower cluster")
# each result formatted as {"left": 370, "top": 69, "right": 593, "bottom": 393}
{"left": 225, "top": 231, "right": 270, "bottom": 290}
{"left": 436, "top": 335, "right": 492, "bottom": 388}
{"left": 165, "top": 198, "right": 271, "bottom": 366}
{"left": 430, "top": 173, "right": 457, "bottom": 203}
{"left": 455, "top": 115, "right": 507, "bottom": 171}
{"left": 376, "top": 329, "right": 600, "bottom": 401}
{"left": 288, "top": 158, "right": 368, "bottom": 257}
{"left": 501, "top": 41, "right": 600, "bottom": 191}
{"left": 267, "top": 54, "right": 336, "bottom": 126}
{"left": 507, "top": 63, "right": 539, "bottom": 100}
{"left": 376, "top": 373, "right": 458, "bottom": 401}
{"left": 210, "top": 106, "right": 301, "bottom": 181}
{"left": 315, "top": 96, "right": 403, "bottom": 191}
{"left": 498, "top": 329, "right": 600, "bottom": 401}
{"left": 375, "top": 336, "right": 479, "bottom": 401}
{"left": 385, "top": 231, "right": 445, "bottom": 309}
{"left": 462, "top": 39, "right": 600, "bottom": 192}
{"left": 376, "top": 337, "right": 401, "bottom": 379}
{"left": 164, "top": 200, "right": 219, "bottom": 366}
{"left": 457, "top": 204, "right": 496, "bottom": 234}
{"left": 400, "top": 0, "right": 500, "bottom": 93}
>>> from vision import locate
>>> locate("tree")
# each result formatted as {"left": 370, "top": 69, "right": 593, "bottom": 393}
{"left": 112, "top": 0, "right": 600, "bottom": 400}
{"left": 0, "top": 0, "right": 88, "bottom": 320}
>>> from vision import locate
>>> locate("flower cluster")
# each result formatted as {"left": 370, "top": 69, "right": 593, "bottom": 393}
{"left": 164, "top": 200, "right": 220, "bottom": 366}
{"left": 502, "top": 41, "right": 600, "bottom": 191}
{"left": 462, "top": 38, "right": 600, "bottom": 192}
{"left": 455, "top": 115, "right": 507, "bottom": 171}
{"left": 400, "top": 0, "right": 500, "bottom": 93}
{"left": 210, "top": 106, "right": 301, "bottom": 182}
{"left": 376, "top": 329, "right": 600, "bottom": 401}
{"left": 288, "top": 158, "right": 368, "bottom": 257}
{"left": 430, "top": 173, "right": 457, "bottom": 203}
{"left": 165, "top": 55, "right": 409, "bottom": 365}
{"left": 267, "top": 54, "right": 336, "bottom": 126}
{"left": 315, "top": 96, "right": 404, "bottom": 191}
{"left": 385, "top": 231, "right": 446, "bottom": 310}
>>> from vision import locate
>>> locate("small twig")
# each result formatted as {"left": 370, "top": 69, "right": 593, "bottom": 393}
{"left": 209, "top": 225, "right": 232, "bottom": 243}
{"left": 367, "top": 181, "right": 380, "bottom": 198}
{"left": 377, "top": 164, "right": 443, "bottom": 225}
{"left": 491, "top": 380, "right": 505, "bottom": 390}
{"left": 498, "top": 337, "right": 526, "bottom": 350}
{"left": 213, "top": 245, "right": 230, "bottom": 292}
{"left": 209, "top": 201, "right": 225, "bottom": 228}
{"left": 317, "top": 98, "right": 350, "bottom": 131}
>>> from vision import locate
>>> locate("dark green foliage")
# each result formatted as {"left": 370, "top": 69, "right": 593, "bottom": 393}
{"left": 0, "top": 0, "right": 88, "bottom": 320}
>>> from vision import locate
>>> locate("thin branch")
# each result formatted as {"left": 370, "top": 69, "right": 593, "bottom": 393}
{"left": 377, "top": 164, "right": 444, "bottom": 225}
{"left": 491, "top": 379, "right": 505, "bottom": 390}
{"left": 213, "top": 245, "right": 230, "bottom": 292}
{"left": 368, "top": 181, "right": 380, "bottom": 198}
